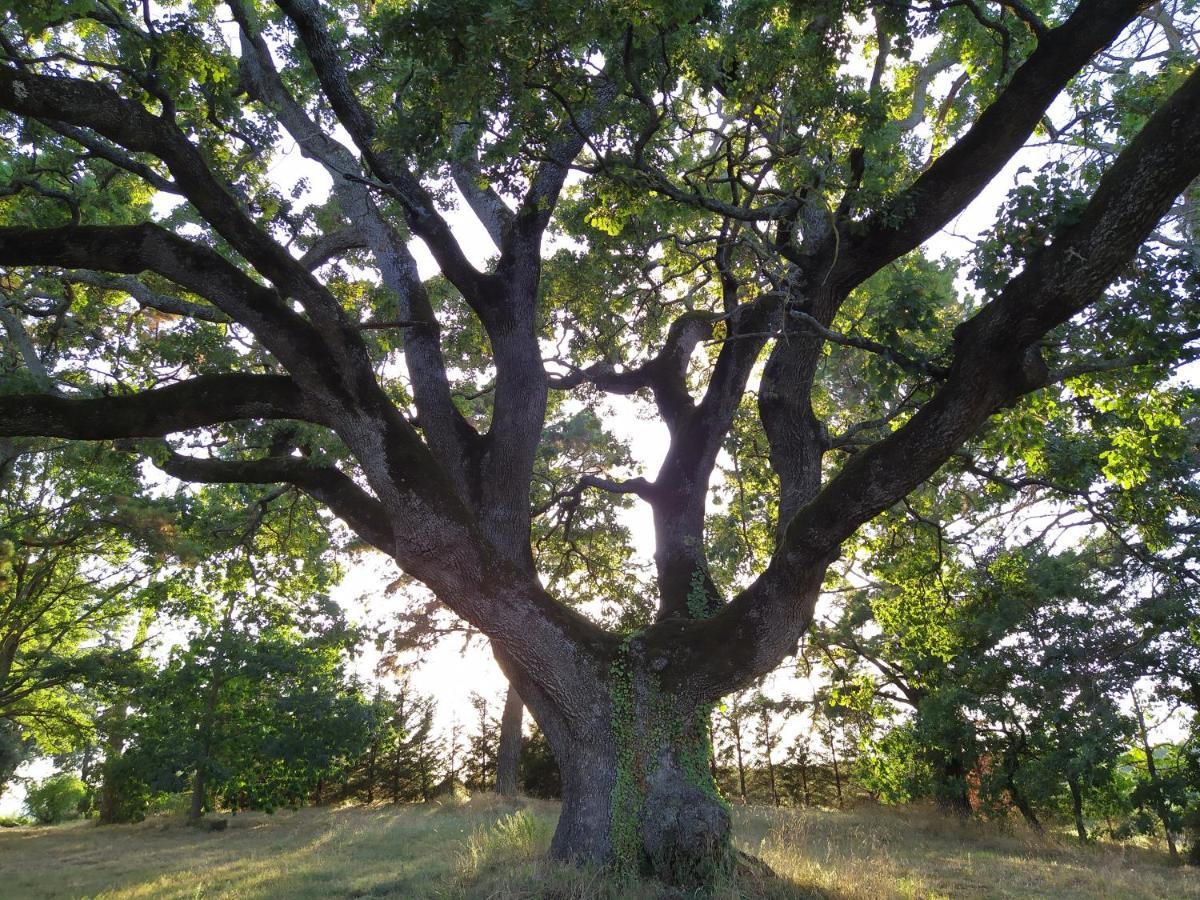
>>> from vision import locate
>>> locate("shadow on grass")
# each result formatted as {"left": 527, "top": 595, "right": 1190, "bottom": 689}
{"left": 0, "top": 796, "right": 1191, "bottom": 899}
{"left": 736, "top": 802, "right": 1193, "bottom": 900}
{"left": 0, "top": 795, "right": 535, "bottom": 899}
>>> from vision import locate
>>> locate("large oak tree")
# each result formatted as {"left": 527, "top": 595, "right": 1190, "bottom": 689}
{"left": 0, "top": 0, "right": 1198, "bottom": 884}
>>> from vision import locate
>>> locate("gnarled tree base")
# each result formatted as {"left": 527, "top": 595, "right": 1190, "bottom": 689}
{"left": 543, "top": 657, "right": 733, "bottom": 889}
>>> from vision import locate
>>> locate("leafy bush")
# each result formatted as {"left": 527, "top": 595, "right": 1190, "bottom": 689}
{"left": 25, "top": 773, "right": 89, "bottom": 825}
{"left": 0, "top": 814, "right": 30, "bottom": 827}
{"left": 146, "top": 792, "right": 191, "bottom": 817}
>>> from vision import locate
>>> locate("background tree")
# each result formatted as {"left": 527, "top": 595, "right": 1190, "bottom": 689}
{"left": 381, "top": 681, "right": 440, "bottom": 803}
{"left": 464, "top": 691, "right": 500, "bottom": 793}
{"left": 713, "top": 686, "right": 756, "bottom": 803}
{"left": 111, "top": 514, "right": 370, "bottom": 822}
{"left": 0, "top": 443, "right": 174, "bottom": 768}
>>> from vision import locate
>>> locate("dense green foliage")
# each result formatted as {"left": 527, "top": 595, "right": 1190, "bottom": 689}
{"left": 24, "top": 772, "right": 88, "bottom": 824}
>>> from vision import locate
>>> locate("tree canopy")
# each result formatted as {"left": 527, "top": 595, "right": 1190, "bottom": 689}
{"left": 0, "top": 0, "right": 1198, "bottom": 884}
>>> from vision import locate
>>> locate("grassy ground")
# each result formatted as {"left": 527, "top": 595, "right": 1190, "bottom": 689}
{"left": 0, "top": 794, "right": 1193, "bottom": 899}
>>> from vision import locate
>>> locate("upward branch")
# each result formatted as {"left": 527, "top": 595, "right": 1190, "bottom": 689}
{"left": 274, "top": 0, "right": 492, "bottom": 310}
{"left": 233, "top": 3, "right": 478, "bottom": 496}
{"left": 0, "top": 63, "right": 372, "bottom": 387}
{"left": 757, "top": 0, "right": 1145, "bottom": 541}
{"left": 673, "top": 63, "right": 1200, "bottom": 701}
{"left": 825, "top": 0, "right": 1147, "bottom": 295}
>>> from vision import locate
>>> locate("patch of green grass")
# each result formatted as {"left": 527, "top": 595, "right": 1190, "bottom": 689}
{"left": 0, "top": 795, "right": 1192, "bottom": 899}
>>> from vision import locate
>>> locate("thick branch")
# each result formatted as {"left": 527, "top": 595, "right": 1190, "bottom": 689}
{"left": 0, "top": 61, "right": 373, "bottom": 387}
{"left": 233, "top": 9, "right": 478, "bottom": 496}
{"left": 298, "top": 227, "right": 368, "bottom": 269}
{"left": 156, "top": 449, "right": 392, "bottom": 552}
{"left": 892, "top": 57, "right": 957, "bottom": 132}
{"left": 448, "top": 124, "right": 514, "bottom": 249}
{"left": 650, "top": 296, "right": 781, "bottom": 618}
{"left": 0, "top": 374, "right": 316, "bottom": 440}
{"left": 0, "top": 223, "right": 332, "bottom": 383}
{"left": 670, "top": 62, "right": 1200, "bottom": 702}
{"left": 273, "top": 0, "right": 491, "bottom": 309}
{"left": 826, "top": 0, "right": 1145, "bottom": 295}
{"left": 509, "top": 77, "right": 618, "bottom": 263}
{"left": 451, "top": 158, "right": 513, "bottom": 249}
{"left": 550, "top": 309, "right": 722, "bottom": 430}
{"left": 756, "top": 0, "right": 1143, "bottom": 545}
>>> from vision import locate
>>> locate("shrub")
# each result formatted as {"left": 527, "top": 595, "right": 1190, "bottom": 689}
{"left": 25, "top": 773, "right": 89, "bottom": 825}
{"left": 146, "top": 792, "right": 191, "bottom": 818}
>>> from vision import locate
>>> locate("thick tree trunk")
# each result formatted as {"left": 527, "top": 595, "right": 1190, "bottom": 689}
{"left": 931, "top": 751, "right": 973, "bottom": 816}
{"left": 496, "top": 684, "right": 523, "bottom": 796}
{"left": 534, "top": 660, "right": 733, "bottom": 889}
{"left": 188, "top": 769, "right": 206, "bottom": 823}
{"left": 1007, "top": 782, "right": 1042, "bottom": 832}
{"left": 96, "top": 755, "right": 123, "bottom": 824}
{"left": 1000, "top": 744, "right": 1042, "bottom": 832}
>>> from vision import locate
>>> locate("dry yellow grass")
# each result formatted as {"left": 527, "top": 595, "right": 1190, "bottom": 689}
{"left": 0, "top": 794, "right": 1192, "bottom": 899}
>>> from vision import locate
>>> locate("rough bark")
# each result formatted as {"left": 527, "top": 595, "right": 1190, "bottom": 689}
{"left": 999, "top": 739, "right": 1043, "bottom": 832}
{"left": 520, "top": 642, "right": 731, "bottom": 888}
{"left": 188, "top": 768, "right": 207, "bottom": 824}
{"left": 1008, "top": 783, "right": 1043, "bottom": 833}
{"left": 496, "top": 685, "right": 523, "bottom": 796}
